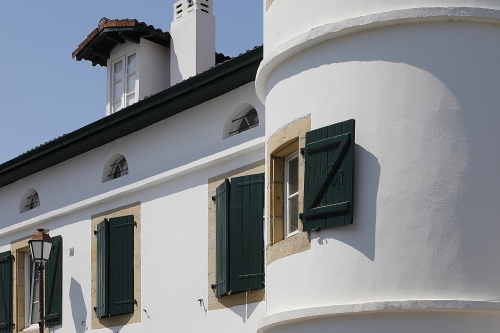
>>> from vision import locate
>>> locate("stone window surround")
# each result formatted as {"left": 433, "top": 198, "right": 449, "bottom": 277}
{"left": 266, "top": 0, "right": 274, "bottom": 11}
{"left": 267, "top": 115, "right": 311, "bottom": 266}
{"left": 91, "top": 202, "right": 141, "bottom": 329}
{"left": 207, "top": 160, "right": 265, "bottom": 311}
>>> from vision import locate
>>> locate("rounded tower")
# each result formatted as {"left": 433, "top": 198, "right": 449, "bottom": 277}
{"left": 257, "top": 1, "right": 500, "bottom": 332}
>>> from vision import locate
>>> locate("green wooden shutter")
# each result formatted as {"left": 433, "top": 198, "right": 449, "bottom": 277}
{"left": 0, "top": 251, "right": 13, "bottom": 333}
{"left": 108, "top": 215, "right": 136, "bottom": 316}
{"left": 213, "top": 179, "right": 230, "bottom": 297}
{"left": 45, "top": 236, "right": 62, "bottom": 326}
{"left": 302, "top": 119, "right": 355, "bottom": 231}
{"left": 95, "top": 219, "right": 109, "bottom": 318}
{"left": 229, "top": 173, "right": 265, "bottom": 293}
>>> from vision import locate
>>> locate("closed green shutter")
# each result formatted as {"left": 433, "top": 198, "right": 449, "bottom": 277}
{"left": 229, "top": 173, "right": 265, "bottom": 293}
{"left": 213, "top": 179, "right": 230, "bottom": 297}
{"left": 95, "top": 219, "right": 109, "bottom": 318}
{"left": 108, "top": 215, "right": 135, "bottom": 316}
{"left": 0, "top": 251, "right": 13, "bottom": 333}
{"left": 302, "top": 119, "right": 355, "bottom": 231}
{"left": 45, "top": 236, "right": 62, "bottom": 326}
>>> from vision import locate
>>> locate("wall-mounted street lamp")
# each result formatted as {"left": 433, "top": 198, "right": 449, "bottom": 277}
{"left": 28, "top": 229, "right": 53, "bottom": 333}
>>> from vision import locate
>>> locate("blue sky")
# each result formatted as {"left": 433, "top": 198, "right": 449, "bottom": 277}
{"left": 0, "top": 1, "right": 262, "bottom": 164}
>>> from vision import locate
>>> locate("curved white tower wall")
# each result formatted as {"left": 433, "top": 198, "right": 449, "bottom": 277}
{"left": 258, "top": 1, "right": 500, "bottom": 332}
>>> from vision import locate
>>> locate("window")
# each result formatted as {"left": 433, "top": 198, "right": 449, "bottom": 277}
{"left": 109, "top": 156, "right": 128, "bottom": 180}
{"left": 228, "top": 108, "right": 259, "bottom": 137}
{"left": 94, "top": 215, "right": 136, "bottom": 318}
{"left": 111, "top": 52, "right": 137, "bottom": 113}
{"left": 24, "top": 254, "right": 40, "bottom": 328}
{"left": 26, "top": 190, "right": 39, "bottom": 211}
{"left": 212, "top": 173, "right": 265, "bottom": 298}
{"left": 0, "top": 235, "right": 62, "bottom": 333}
{"left": 285, "top": 151, "right": 299, "bottom": 237}
{"left": 267, "top": 115, "right": 311, "bottom": 265}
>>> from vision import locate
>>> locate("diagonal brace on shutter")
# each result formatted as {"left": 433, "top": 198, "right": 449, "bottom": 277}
{"left": 304, "top": 133, "right": 351, "bottom": 211}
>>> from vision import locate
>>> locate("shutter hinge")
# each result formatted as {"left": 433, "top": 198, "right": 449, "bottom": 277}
{"left": 114, "top": 299, "right": 137, "bottom": 305}
{"left": 298, "top": 213, "right": 303, "bottom": 220}
{"left": 238, "top": 273, "right": 265, "bottom": 279}
{"left": 311, "top": 226, "right": 321, "bottom": 232}
{"left": 237, "top": 179, "right": 265, "bottom": 187}
{"left": 300, "top": 148, "right": 305, "bottom": 155}
{"left": 113, "top": 222, "right": 137, "bottom": 228}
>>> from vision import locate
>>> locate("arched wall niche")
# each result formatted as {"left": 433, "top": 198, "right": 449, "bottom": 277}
{"left": 102, "top": 154, "right": 129, "bottom": 183}
{"left": 19, "top": 188, "right": 40, "bottom": 213}
{"left": 223, "top": 103, "right": 260, "bottom": 139}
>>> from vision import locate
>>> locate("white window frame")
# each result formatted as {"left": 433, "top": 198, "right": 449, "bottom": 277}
{"left": 284, "top": 151, "right": 299, "bottom": 238}
{"left": 24, "top": 254, "right": 40, "bottom": 329}
{"left": 110, "top": 51, "right": 138, "bottom": 114}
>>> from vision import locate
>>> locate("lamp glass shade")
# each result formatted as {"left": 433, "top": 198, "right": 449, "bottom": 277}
{"left": 43, "top": 241, "right": 52, "bottom": 262}
{"left": 30, "top": 240, "right": 43, "bottom": 262}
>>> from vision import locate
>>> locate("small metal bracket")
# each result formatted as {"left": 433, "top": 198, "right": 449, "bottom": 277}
{"left": 311, "top": 226, "right": 321, "bottom": 232}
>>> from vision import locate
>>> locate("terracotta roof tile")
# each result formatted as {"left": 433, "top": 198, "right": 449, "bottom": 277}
{"left": 72, "top": 18, "right": 170, "bottom": 59}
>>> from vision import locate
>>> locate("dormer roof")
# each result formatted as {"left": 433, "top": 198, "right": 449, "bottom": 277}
{"left": 72, "top": 18, "right": 171, "bottom": 67}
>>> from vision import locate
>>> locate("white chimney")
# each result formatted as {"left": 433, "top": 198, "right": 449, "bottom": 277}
{"left": 170, "top": 0, "right": 215, "bottom": 86}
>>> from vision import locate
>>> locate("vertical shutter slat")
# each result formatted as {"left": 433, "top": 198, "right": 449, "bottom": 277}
{"left": 0, "top": 251, "right": 12, "bottom": 332}
{"left": 95, "top": 219, "right": 109, "bottom": 318}
{"left": 229, "top": 173, "right": 265, "bottom": 293}
{"left": 303, "top": 119, "right": 355, "bottom": 231}
{"left": 214, "top": 179, "right": 230, "bottom": 297}
{"left": 45, "top": 236, "right": 62, "bottom": 326}
{"left": 108, "top": 215, "right": 135, "bottom": 316}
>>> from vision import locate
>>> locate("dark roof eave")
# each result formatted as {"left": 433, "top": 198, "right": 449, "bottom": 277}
{"left": 0, "top": 46, "right": 263, "bottom": 189}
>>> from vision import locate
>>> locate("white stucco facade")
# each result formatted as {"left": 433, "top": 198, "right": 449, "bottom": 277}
{"left": 1, "top": 0, "right": 500, "bottom": 332}
{"left": 256, "top": 1, "right": 500, "bottom": 332}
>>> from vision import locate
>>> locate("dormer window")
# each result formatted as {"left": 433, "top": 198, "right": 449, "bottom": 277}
{"left": 72, "top": 18, "right": 171, "bottom": 116}
{"left": 112, "top": 52, "right": 137, "bottom": 113}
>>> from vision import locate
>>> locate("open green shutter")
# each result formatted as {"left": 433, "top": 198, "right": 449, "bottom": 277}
{"left": 95, "top": 219, "right": 109, "bottom": 318}
{"left": 45, "top": 236, "right": 62, "bottom": 326}
{"left": 108, "top": 215, "right": 135, "bottom": 316}
{"left": 213, "top": 179, "right": 230, "bottom": 297}
{"left": 0, "top": 251, "right": 13, "bottom": 333}
{"left": 302, "top": 119, "right": 355, "bottom": 231}
{"left": 229, "top": 173, "right": 265, "bottom": 293}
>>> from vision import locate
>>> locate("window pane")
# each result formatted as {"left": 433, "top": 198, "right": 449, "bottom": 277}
{"left": 126, "top": 93, "right": 136, "bottom": 106}
{"left": 289, "top": 156, "right": 299, "bottom": 194}
{"left": 127, "top": 53, "right": 136, "bottom": 74}
{"left": 246, "top": 110, "right": 258, "bottom": 127}
{"left": 289, "top": 195, "right": 299, "bottom": 233}
{"left": 31, "top": 301, "right": 39, "bottom": 325}
{"left": 113, "top": 100, "right": 122, "bottom": 113}
{"left": 127, "top": 74, "right": 136, "bottom": 94}
{"left": 113, "top": 60, "right": 123, "bottom": 81}
{"left": 113, "top": 81, "right": 123, "bottom": 101}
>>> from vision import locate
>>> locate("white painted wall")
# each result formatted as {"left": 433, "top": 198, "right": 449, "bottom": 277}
{"left": 259, "top": 14, "right": 500, "bottom": 333}
{"left": 138, "top": 38, "right": 170, "bottom": 100}
{"left": 170, "top": 0, "right": 216, "bottom": 86}
{"left": 263, "top": 0, "right": 500, "bottom": 58}
{"left": 0, "top": 81, "right": 265, "bottom": 332}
